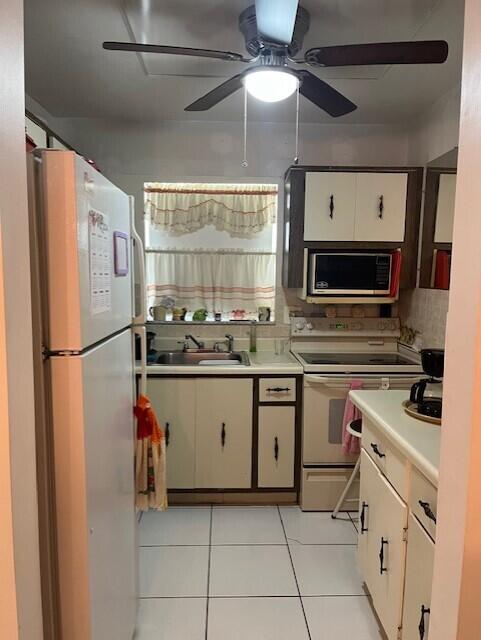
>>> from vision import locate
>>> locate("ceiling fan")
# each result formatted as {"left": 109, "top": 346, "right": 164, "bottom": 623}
{"left": 103, "top": 0, "right": 449, "bottom": 117}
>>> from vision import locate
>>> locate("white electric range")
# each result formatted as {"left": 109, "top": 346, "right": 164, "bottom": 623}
{"left": 290, "top": 317, "right": 423, "bottom": 511}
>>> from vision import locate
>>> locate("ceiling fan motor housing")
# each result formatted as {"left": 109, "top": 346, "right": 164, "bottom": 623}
{"left": 238, "top": 4, "right": 310, "bottom": 57}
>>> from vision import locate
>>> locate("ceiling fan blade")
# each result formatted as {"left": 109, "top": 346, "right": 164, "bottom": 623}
{"left": 255, "top": 0, "right": 299, "bottom": 44}
{"left": 103, "top": 41, "right": 249, "bottom": 62}
{"left": 305, "top": 40, "right": 449, "bottom": 67}
{"left": 185, "top": 72, "right": 249, "bottom": 111}
{"left": 297, "top": 70, "right": 357, "bottom": 117}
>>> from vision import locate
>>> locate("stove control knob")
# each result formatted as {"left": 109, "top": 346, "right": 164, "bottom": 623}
{"left": 295, "top": 321, "right": 305, "bottom": 332}
{"left": 306, "top": 322, "right": 313, "bottom": 331}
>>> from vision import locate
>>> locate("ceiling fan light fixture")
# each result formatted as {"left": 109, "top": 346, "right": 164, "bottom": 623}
{"left": 244, "top": 68, "right": 299, "bottom": 103}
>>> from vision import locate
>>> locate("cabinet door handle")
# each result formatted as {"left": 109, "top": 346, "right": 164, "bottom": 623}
{"left": 419, "top": 500, "right": 437, "bottom": 524}
{"left": 329, "top": 194, "right": 334, "bottom": 219}
{"left": 266, "top": 387, "right": 291, "bottom": 393}
{"left": 370, "top": 443, "right": 386, "bottom": 459}
{"left": 378, "top": 194, "right": 384, "bottom": 219}
{"left": 274, "top": 437, "right": 279, "bottom": 461}
{"left": 165, "top": 422, "right": 170, "bottom": 447}
{"left": 360, "top": 501, "right": 368, "bottom": 534}
{"left": 419, "top": 605, "right": 431, "bottom": 639}
{"left": 221, "top": 422, "right": 226, "bottom": 449}
{"left": 379, "top": 537, "right": 388, "bottom": 574}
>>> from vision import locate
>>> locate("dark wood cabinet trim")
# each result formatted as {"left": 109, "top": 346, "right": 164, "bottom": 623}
{"left": 419, "top": 168, "right": 456, "bottom": 288}
{"left": 282, "top": 165, "right": 424, "bottom": 291}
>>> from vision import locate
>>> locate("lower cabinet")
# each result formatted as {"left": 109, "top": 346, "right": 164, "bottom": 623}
{"left": 358, "top": 430, "right": 436, "bottom": 640}
{"left": 147, "top": 375, "right": 298, "bottom": 492}
{"left": 195, "top": 378, "right": 253, "bottom": 489}
{"left": 358, "top": 450, "right": 407, "bottom": 640}
{"left": 402, "top": 513, "right": 435, "bottom": 640}
{"left": 147, "top": 378, "right": 196, "bottom": 489}
{"left": 258, "top": 406, "right": 295, "bottom": 488}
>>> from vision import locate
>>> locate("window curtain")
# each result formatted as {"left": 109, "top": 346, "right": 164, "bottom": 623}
{"left": 146, "top": 251, "right": 276, "bottom": 314}
{"left": 144, "top": 183, "right": 277, "bottom": 238}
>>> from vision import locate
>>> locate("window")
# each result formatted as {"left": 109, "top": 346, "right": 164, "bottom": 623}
{"left": 144, "top": 182, "right": 278, "bottom": 322}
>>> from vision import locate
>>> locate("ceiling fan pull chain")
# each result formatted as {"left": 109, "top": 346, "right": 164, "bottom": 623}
{"left": 242, "top": 86, "right": 249, "bottom": 168}
{"left": 294, "top": 83, "right": 300, "bottom": 164}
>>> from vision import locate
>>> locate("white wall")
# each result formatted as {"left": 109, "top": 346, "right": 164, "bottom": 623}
{"left": 398, "top": 85, "right": 461, "bottom": 348}
{"left": 0, "top": 3, "right": 43, "bottom": 639}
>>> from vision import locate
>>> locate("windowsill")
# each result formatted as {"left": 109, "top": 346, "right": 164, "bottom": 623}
{"left": 146, "top": 320, "right": 276, "bottom": 326}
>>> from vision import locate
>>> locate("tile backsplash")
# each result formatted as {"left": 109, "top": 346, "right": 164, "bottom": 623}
{"left": 399, "top": 288, "right": 449, "bottom": 349}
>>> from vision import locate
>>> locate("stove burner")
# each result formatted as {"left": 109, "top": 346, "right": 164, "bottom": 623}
{"left": 298, "top": 352, "right": 417, "bottom": 366}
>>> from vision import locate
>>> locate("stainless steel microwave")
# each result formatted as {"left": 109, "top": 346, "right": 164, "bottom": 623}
{"left": 308, "top": 252, "right": 392, "bottom": 296}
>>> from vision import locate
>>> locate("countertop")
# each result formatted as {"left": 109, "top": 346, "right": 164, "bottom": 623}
{"left": 140, "top": 351, "right": 303, "bottom": 376}
{"left": 349, "top": 390, "right": 441, "bottom": 487}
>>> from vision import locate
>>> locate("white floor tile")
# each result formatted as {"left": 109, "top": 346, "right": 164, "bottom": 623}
{"left": 290, "top": 545, "right": 365, "bottom": 596}
{"left": 140, "top": 546, "right": 209, "bottom": 597}
{"left": 303, "top": 596, "right": 384, "bottom": 639}
{"left": 211, "top": 507, "right": 285, "bottom": 545}
{"left": 136, "top": 598, "right": 206, "bottom": 640}
{"left": 207, "top": 597, "right": 309, "bottom": 640}
{"left": 280, "top": 507, "right": 358, "bottom": 545}
{"left": 209, "top": 545, "right": 297, "bottom": 596}
{"left": 139, "top": 508, "right": 211, "bottom": 546}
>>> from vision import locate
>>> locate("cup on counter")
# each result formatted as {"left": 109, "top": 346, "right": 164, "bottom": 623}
{"left": 149, "top": 305, "right": 166, "bottom": 321}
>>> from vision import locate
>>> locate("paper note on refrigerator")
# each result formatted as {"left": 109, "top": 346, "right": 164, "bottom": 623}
{"left": 88, "top": 209, "right": 112, "bottom": 314}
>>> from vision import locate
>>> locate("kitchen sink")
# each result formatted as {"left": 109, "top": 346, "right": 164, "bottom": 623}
{"left": 152, "top": 350, "right": 250, "bottom": 366}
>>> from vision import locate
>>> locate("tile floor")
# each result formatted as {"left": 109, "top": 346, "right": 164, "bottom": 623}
{"left": 136, "top": 506, "right": 385, "bottom": 639}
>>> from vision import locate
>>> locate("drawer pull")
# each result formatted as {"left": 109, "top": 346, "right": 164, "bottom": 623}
{"left": 329, "top": 194, "right": 334, "bottom": 219}
{"left": 274, "top": 437, "right": 279, "bottom": 461}
{"left": 360, "top": 501, "right": 368, "bottom": 534}
{"left": 418, "top": 605, "right": 430, "bottom": 639}
{"left": 379, "top": 537, "right": 388, "bottom": 574}
{"left": 221, "top": 422, "right": 226, "bottom": 449}
{"left": 371, "top": 443, "right": 386, "bottom": 459}
{"left": 419, "top": 500, "right": 437, "bottom": 524}
{"left": 165, "top": 422, "right": 170, "bottom": 447}
{"left": 378, "top": 194, "right": 384, "bottom": 219}
{"left": 266, "top": 387, "right": 291, "bottom": 393}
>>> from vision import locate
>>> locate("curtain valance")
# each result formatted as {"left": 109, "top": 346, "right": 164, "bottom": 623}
{"left": 144, "top": 182, "right": 277, "bottom": 237}
{"left": 146, "top": 251, "right": 276, "bottom": 314}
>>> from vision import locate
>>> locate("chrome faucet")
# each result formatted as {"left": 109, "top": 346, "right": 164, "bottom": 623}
{"left": 225, "top": 334, "right": 234, "bottom": 352}
{"left": 184, "top": 334, "right": 205, "bottom": 350}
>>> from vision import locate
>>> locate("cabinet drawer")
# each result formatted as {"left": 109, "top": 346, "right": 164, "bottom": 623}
{"left": 410, "top": 467, "right": 437, "bottom": 540}
{"left": 259, "top": 378, "right": 296, "bottom": 403}
{"left": 258, "top": 406, "right": 295, "bottom": 488}
{"left": 362, "top": 418, "right": 409, "bottom": 501}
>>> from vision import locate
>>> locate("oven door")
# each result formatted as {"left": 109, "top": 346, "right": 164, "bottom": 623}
{"left": 302, "top": 374, "right": 421, "bottom": 464}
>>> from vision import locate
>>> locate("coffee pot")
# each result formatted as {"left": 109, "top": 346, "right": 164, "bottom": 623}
{"left": 410, "top": 349, "right": 444, "bottom": 418}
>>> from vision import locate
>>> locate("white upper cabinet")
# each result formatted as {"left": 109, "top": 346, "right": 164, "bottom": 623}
{"left": 434, "top": 173, "right": 457, "bottom": 243}
{"left": 303, "top": 172, "right": 357, "bottom": 241}
{"left": 304, "top": 171, "right": 409, "bottom": 243}
{"left": 354, "top": 173, "right": 408, "bottom": 242}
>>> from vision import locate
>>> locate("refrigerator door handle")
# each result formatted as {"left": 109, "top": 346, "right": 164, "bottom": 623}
{"left": 130, "top": 196, "right": 147, "bottom": 325}
{"left": 133, "top": 325, "right": 147, "bottom": 396}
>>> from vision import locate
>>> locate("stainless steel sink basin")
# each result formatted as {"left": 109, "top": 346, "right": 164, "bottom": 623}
{"left": 152, "top": 351, "right": 250, "bottom": 366}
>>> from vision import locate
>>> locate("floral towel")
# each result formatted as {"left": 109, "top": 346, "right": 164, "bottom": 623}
{"left": 134, "top": 394, "right": 168, "bottom": 511}
{"left": 341, "top": 381, "right": 363, "bottom": 456}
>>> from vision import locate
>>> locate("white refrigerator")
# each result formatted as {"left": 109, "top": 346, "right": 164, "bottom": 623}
{"left": 29, "top": 150, "right": 141, "bottom": 640}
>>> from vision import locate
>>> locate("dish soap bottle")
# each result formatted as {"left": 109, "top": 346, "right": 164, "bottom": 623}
{"left": 249, "top": 322, "right": 257, "bottom": 353}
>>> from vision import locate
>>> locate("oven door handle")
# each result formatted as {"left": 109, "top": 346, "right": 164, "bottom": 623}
{"left": 304, "top": 374, "right": 422, "bottom": 387}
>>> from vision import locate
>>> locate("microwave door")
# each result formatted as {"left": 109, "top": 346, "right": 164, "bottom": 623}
{"left": 309, "top": 253, "right": 391, "bottom": 296}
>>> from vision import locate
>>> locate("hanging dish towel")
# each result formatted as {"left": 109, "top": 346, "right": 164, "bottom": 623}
{"left": 134, "top": 394, "right": 168, "bottom": 511}
{"left": 341, "top": 381, "right": 363, "bottom": 456}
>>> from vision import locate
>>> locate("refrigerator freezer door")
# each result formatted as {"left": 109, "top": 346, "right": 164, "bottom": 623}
{"left": 40, "top": 150, "right": 133, "bottom": 352}
{"left": 50, "top": 330, "right": 137, "bottom": 640}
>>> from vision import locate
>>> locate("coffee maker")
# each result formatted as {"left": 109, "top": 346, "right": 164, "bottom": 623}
{"left": 410, "top": 349, "right": 444, "bottom": 419}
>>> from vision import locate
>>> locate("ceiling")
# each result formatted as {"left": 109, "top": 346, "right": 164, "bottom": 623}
{"left": 24, "top": 0, "right": 465, "bottom": 124}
